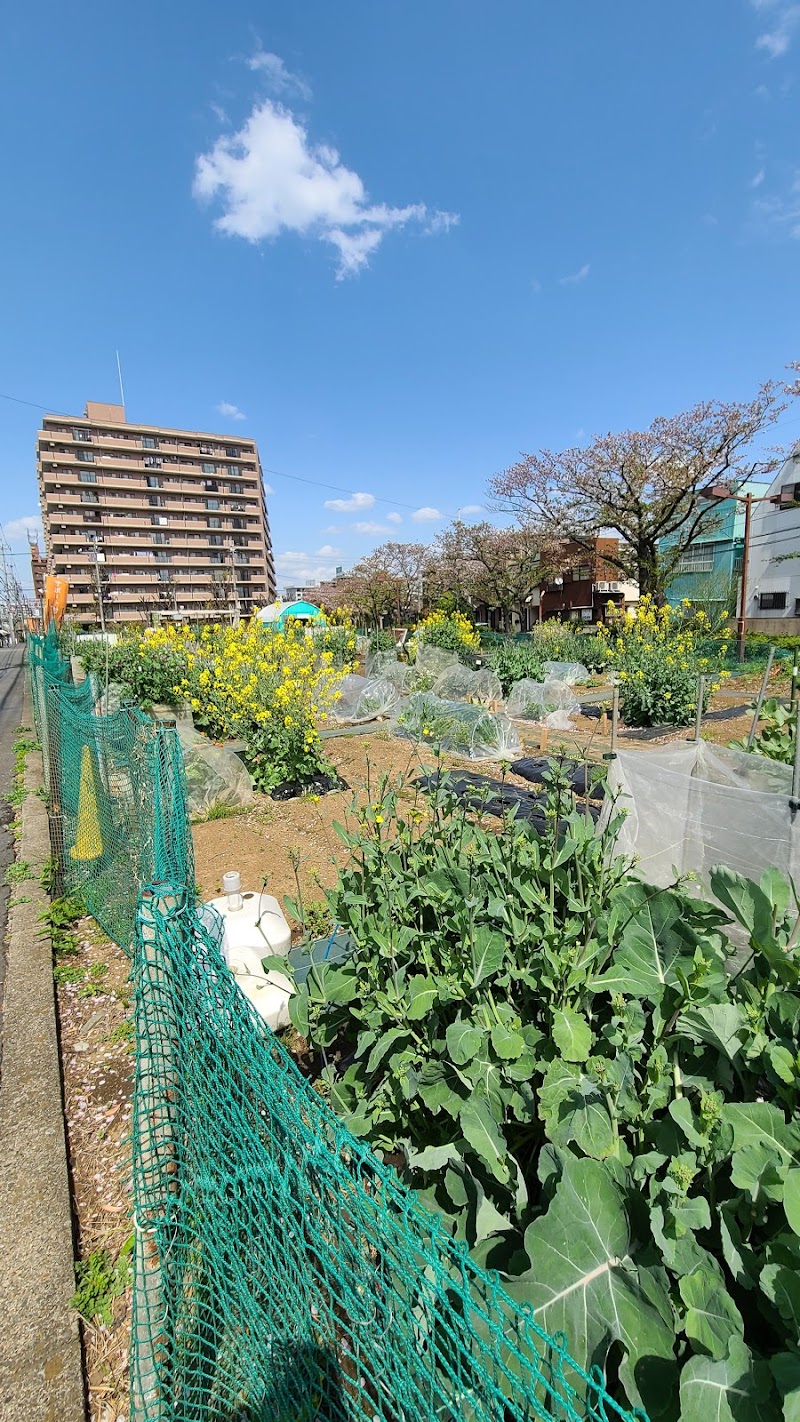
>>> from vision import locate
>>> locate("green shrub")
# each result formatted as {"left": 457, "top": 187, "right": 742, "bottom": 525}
{"left": 604, "top": 597, "right": 727, "bottom": 726}
{"left": 78, "top": 631, "right": 187, "bottom": 706}
{"left": 411, "top": 610, "right": 480, "bottom": 663}
{"left": 733, "top": 697, "right": 794, "bottom": 763}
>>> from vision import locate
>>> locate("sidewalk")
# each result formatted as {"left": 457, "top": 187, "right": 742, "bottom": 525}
{"left": 0, "top": 678, "right": 85, "bottom": 1421}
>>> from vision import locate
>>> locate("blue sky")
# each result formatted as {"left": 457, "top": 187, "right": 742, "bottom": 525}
{"left": 1, "top": 1, "right": 800, "bottom": 594}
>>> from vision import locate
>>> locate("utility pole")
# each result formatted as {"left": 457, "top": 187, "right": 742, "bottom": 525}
{"left": 737, "top": 491, "right": 753, "bottom": 665}
{"left": 228, "top": 540, "right": 241, "bottom": 627}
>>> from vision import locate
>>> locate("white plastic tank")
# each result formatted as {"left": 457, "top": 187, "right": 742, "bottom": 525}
{"left": 205, "top": 879, "right": 294, "bottom": 1031}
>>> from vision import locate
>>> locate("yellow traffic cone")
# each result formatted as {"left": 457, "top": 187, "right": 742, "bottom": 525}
{"left": 70, "top": 744, "right": 104, "bottom": 862}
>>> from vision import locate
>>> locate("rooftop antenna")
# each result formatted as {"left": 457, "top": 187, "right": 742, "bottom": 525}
{"left": 115, "top": 349, "right": 126, "bottom": 409}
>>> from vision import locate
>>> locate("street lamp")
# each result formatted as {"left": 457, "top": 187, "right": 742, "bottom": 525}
{"left": 706, "top": 484, "right": 781, "bottom": 662}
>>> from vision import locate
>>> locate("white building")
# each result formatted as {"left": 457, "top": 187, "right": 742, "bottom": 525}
{"left": 747, "top": 449, "right": 800, "bottom": 635}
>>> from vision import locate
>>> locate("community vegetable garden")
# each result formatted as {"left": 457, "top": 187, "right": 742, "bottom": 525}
{"left": 69, "top": 607, "right": 800, "bottom": 1422}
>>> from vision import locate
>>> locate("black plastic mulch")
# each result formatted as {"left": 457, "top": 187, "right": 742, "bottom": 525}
{"left": 511, "top": 757, "right": 607, "bottom": 800}
{"left": 414, "top": 769, "right": 600, "bottom": 827}
{"left": 271, "top": 772, "right": 349, "bottom": 802}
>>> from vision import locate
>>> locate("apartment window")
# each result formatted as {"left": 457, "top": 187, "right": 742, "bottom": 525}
{"left": 237, "top": 570, "right": 251, "bottom": 582}
{"left": 144, "top": 456, "right": 162, "bottom": 469}
{"left": 573, "top": 564, "right": 591, "bottom": 580}
{"left": 677, "top": 546, "right": 714, "bottom": 574}
{"left": 200, "top": 443, "right": 214, "bottom": 455}
{"left": 157, "top": 569, "right": 171, "bottom": 583}
{"left": 146, "top": 475, "right": 162, "bottom": 489}
{"left": 759, "top": 591, "right": 787, "bottom": 610}
{"left": 225, "top": 447, "right": 240, "bottom": 458}
{"left": 78, "top": 470, "right": 97, "bottom": 484}
{"left": 153, "top": 532, "right": 168, "bottom": 546}
{"left": 202, "top": 463, "right": 216, "bottom": 475}
{"left": 209, "top": 552, "right": 224, "bottom": 564}
{"left": 72, "top": 428, "right": 92, "bottom": 442}
{"left": 227, "top": 465, "right": 240, "bottom": 477}
{"left": 80, "top": 491, "right": 99, "bottom": 504}
{"left": 76, "top": 449, "right": 95, "bottom": 463}
{"left": 780, "top": 483, "right": 800, "bottom": 507}
{"left": 208, "top": 517, "right": 221, "bottom": 529}
{"left": 206, "top": 498, "right": 220, "bottom": 511}
{"left": 151, "top": 516, "right": 169, "bottom": 527}
{"left": 142, "top": 436, "right": 159, "bottom": 449}
{"left": 203, "top": 479, "right": 219, "bottom": 492}
{"left": 83, "top": 512, "right": 101, "bottom": 524}
{"left": 155, "top": 551, "right": 172, "bottom": 563}
{"left": 228, "top": 482, "right": 244, "bottom": 495}
{"left": 209, "top": 534, "right": 223, "bottom": 547}
{"left": 231, "top": 518, "right": 245, "bottom": 530}
{"left": 148, "top": 495, "right": 165, "bottom": 507}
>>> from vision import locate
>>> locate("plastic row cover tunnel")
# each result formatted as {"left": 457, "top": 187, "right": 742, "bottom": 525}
{"left": 433, "top": 664, "right": 502, "bottom": 706}
{"left": 394, "top": 692, "right": 521, "bottom": 760}
{"left": 174, "top": 711, "right": 255, "bottom": 815}
{"left": 365, "top": 649, "right": 413, "bottom": 690}
{"left": 331, "top": 673, "right": 400, "bottom": 723}
{"left": 604, "top": 741, "right": 800, "bottom": 890}
{"left": 506, "top": 678, "right": 580, "bottom": 728}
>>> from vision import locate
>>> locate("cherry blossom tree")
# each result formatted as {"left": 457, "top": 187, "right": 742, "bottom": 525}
{"left": 490, "top": 382, "right": 791, "bottom": 599}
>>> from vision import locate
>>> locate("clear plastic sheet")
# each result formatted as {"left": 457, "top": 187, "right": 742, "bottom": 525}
{"left": 433, "top": 664, "right": 503, "bottom": 706}
{"left": 604, "top": 742, "right": 800, "bottom": 889}
{"left": 175, "top": 717, "right": 255, "bottom": 815}
{"left": 543, "top": 661, "right": 590, "bottom": 686}
{"left": 365, "top": 649, "right": 412, "bottom": 690}
{"left": 506, "top": 678, "right": 581, "bottom": 728}
{"left": 394, "top": 692, "right": 521, "bottom": 760}
{"left": 331, "top": 673, "right": 400, "bottom": 723}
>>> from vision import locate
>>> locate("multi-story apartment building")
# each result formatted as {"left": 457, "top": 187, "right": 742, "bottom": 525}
{"left": 37, "top": 401, "right": 276, "bottom": 625}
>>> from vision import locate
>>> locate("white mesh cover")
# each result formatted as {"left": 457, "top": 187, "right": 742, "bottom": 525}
{"left": 395, "top": 692, "right": 521, "bottom": 761}
{"left": 331, "top": 673, "right": 400, "bottom": 723}
{"left": 543, "top": 661, "right": 590, "bottom": 686}
{"left": 365, "top": 650, "right": 412, "bottom": 690}
{"left": 433, "top": 664, "right": 503, "bottom": 706}
{"left": 604, "top": 742, "right": 800, "bottom": 888}
{"left": 506, "top": 678, "right": 580, "bottom": 729}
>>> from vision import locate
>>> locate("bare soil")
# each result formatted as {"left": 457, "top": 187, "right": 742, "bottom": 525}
{"left": 55, "top": 917, "right": 134, "bottom": 1422}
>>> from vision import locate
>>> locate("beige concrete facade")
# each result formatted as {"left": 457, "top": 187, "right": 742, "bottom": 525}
{"left": 37, "top": 402, "right": 276, "bottom": 625}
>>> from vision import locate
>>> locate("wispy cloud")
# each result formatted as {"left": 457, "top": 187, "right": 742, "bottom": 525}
{"left": 458, "top": 504, "right": 483, "bottom": 516}
{"left": 216, "top": 400, "right": 246, "bottom": 421}
{"left": 315, "top": 544, "right": 342, "bottom": 558}
{"left": 353, "top": 521, "right": 391, "bottom": 535}
{"left": 263, "top": 482, "right": 274, "bottom": 495}
{"left": 3, "top": 514, "right": 42, "bottom": 547}
{"left": 323, "top": 491, "right": 375, "bottom": 513}
{"left": 750, "top": 168, "right": 766, "bottom": 188}
{"left": 386, "top": 511, "right": 403, "bottom": 524}
{"left": 559, "top": 263, "right": 590, "bottom": 285}
{"left": 247, "top": 49, "right": 311, "bottom": 100}
{"left": 752, "top": 0, "right": 800, "bottom": 56}
{"left": 751, "top": 170, "right": 800, "bottom": 238}
{"left": 194, "top": 56, "right": 459, "bottom": 278}
{"left": 412, "top": 506, "right": 443, "bottom": 523}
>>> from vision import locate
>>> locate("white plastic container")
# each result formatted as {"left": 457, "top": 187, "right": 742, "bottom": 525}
{"left": 205, "top": 889, "right": 293, "bottom": 1030}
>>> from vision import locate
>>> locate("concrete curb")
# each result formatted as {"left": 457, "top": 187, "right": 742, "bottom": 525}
{"left": 0, "top": 682, "right": 85, "bottom": 1421}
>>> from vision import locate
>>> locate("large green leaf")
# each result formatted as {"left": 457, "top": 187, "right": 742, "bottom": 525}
{"left": 679, "top": 1338, "right": 780, "bottom": 1422}
{"left": 418, "top": 1060, "right": 466, "bottom": 1117}
{"left": 730, "top": 1142, "right": 786, "bottom": 1203}
{"left": 470, "top": 926, "right": 506, "bottom": 987}
{"left": 547, "top": 1076, "right": 616, "bottom": 1159}
{"left": 785, "top": 1169, "right": 800, "bottom": 1236}
{"left": 709, "top": 866, "right": 774, "bottom": 945}
{"left": 365, "top": 1027, "right": 410, "bottom": 1076}
{"left": 552, "top": 1006, "right": 593, "bottom": 1062}
{"left": 491, "top": 1022, "right": 526, "bottom": 1060}
{"left": 770, "top": 1352, "right": 800, "bottom": 1422}
{"left": 458, "top": 1097, "right": 509, "bottom": 1182}
{"left": 445, "top": 1019, "right": 483, "bottom": 1066}
{"left": 508, "top": 1158, "right": 674, "bottom": 1400}
{"left": 405, "top": 974, "right": 440, "bottom": 1020}
{"left": 592, "top": 889, "right": 692, "bottom": 1002}
{"left": 679, "top": 1269, "right": 744, "bottom": 1361}
{"left": 761, "top": 1265, "right": 800, "bottom": 1331}
{"left": 678, "top": 1005, "right": 746, "bottom": 1061}
{"left": 721, "top": 1102, "right": 800, "bottom": 1166}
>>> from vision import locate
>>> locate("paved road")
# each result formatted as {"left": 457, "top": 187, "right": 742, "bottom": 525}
{"left": 0, "top": 644, "right": 27, "bottom": 1039}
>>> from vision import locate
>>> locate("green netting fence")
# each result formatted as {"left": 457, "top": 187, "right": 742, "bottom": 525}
{"left": 28, "top": 629, "right": 192, "bottom": 947}
{"left": 29, "top": 630, "right": 644, "bottom": 1422}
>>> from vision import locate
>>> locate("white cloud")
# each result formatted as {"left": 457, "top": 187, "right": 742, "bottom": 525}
{"left": 751, "top": 170, "right": 800, "bottom": 238}
{"left": 321, "top": 523, "right": 339, "bottom": 534}
{"left": 559, "top": 263, "right": 590, "bottom": 285}
{"left": 752, "top": 1, "right": 800, "bottom": 56}
{"left": 323, "top": 491, "right": 375, "bottom": 513}
{"left": 263, "top": 482, "right": 274, "bottom": 495}
{"left": 386, "top": 511, "right": 403, "bottom": 524}
{"left": 750, "top": 167, "right": 766, "bottom": 188}
{"left": 412, "top": 506, "right": 443, "bottom": 523}
{"left": 3, "top": 514, "right": 42, "bottom": 548}
{"left": 247, "top": 49, "right": 311, "bottom": 100}
{"left": 193, "top": 85, "right": 458, "bottom": 278}
{"left": 274, "top": 549, "right": 339, "bottom": 584}
{"left": 315, "top": 544, "right": 342, "bottom": 558}
{"left": 353, "top": 521, "right": 391, "bottom": 535}
{"left": 216, "top": 400, "right": 246, "bottom": 421}
{"left": 458, "top": 504, "right": 483, "bottom": 516}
